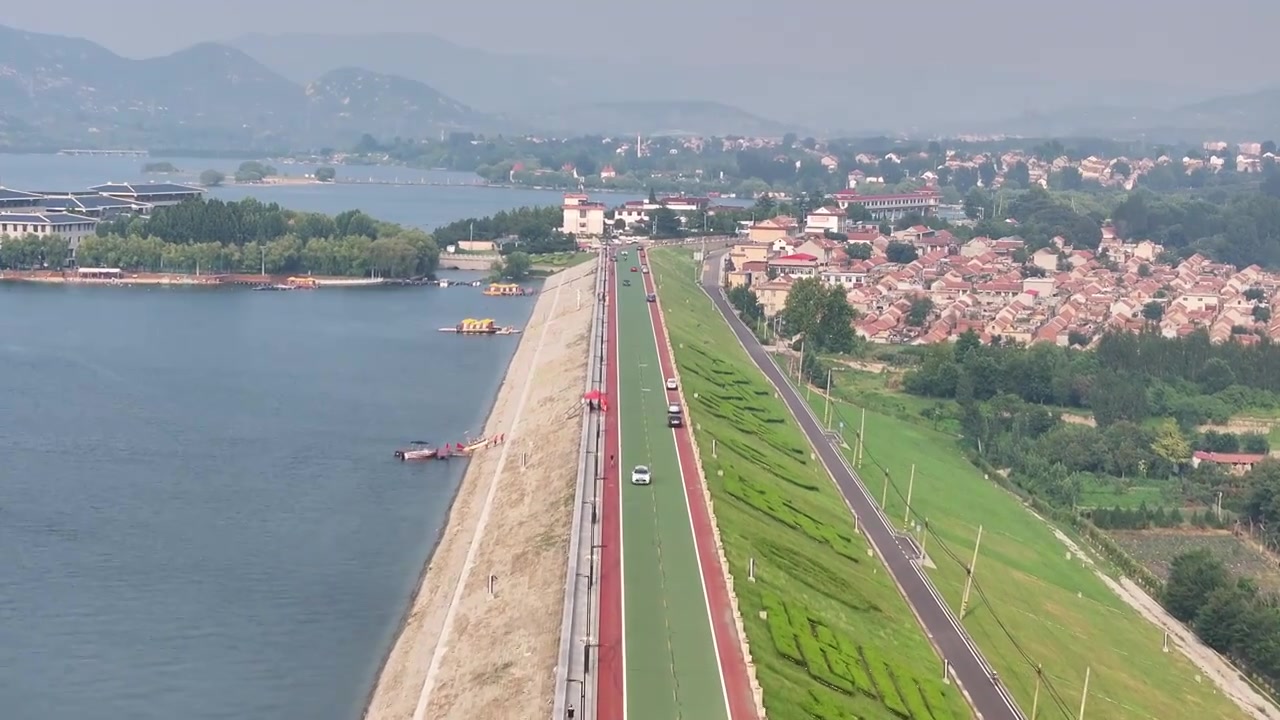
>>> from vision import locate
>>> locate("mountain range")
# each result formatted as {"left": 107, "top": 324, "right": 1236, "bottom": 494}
{"left": 1, "top": 23, "right": 1279, "bottom": 151}
{"left": 0, "top": 24, "right": 799, "bottom": 151}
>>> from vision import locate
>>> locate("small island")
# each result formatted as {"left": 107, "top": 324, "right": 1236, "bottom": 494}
{"left": 142, "top": 161, "right": 179, "bottom": 173}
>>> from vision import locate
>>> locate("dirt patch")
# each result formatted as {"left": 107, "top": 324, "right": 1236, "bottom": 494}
{"left": 1041, "top": 521, "right": 1280, "bottom": 720}
{"left": 363, "top": 261, "right": 597, "bottom": 720}
{"left": 1060, "top": 413, "right": 1097, "bottom": 427}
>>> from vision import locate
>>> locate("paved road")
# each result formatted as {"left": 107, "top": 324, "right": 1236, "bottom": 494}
{"left": 598, "top": 255, "right": 730, "bottom": 720}
{"left": 698, "top": 251, "right": 1024, "bottom": 720}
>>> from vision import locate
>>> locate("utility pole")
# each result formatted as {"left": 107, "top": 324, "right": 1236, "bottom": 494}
{"left": 882, "top": 473, "right": 890, "bottom": 510}
{"left": 1078, "top": 666, "right": 1091, "bottom": 720}
{"left": 824, "top": 367, "right": 833, "bottom": 430}
{"left": 796, "top": 338, "right": 805, "bottom": 386}
{"left": 903, "top": 464, "right": 915, "bottom": 526}
{"left": 1031, "top": 664, "right": 1042, "bottom": 719}
{"left": 857, "top": 406, "right": 866, "bottom": 469}
{"left": 959, "top": 525, "right": 983, "bottom": 618}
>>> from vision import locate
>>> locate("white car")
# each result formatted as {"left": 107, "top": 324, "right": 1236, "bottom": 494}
{"left": 631, "top": 465, "right": 651, "bottom": 485}
{"left": 665, "top": 377, "right": 678, "bottom": 390}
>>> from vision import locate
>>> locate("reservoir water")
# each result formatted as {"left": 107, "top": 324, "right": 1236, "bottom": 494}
{"left": 0, "top": 154, "right": 569, "bottom": 719}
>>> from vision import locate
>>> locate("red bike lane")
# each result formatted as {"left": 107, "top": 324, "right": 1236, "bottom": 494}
{"left": 596, "top": 258, "right": 624, "bottom": 720}
{"left": 641, "top": 258, "right": 760, "bottom": 720}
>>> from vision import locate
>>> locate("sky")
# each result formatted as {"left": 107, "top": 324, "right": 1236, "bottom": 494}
{"left": 2, "top": 0, "right": 1278, "bottom": 131}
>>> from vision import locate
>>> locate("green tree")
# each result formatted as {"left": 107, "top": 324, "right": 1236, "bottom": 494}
{"left": 846, "top": 242, "right": 872, "bottom": 260}
{"left": 1151, "top": 420, "right": 1192, "bottom": 467}
{"left": 492, "top": 250, "right": 533, "bottom": 280}
{"left": 1142, "top": 301, "right": 1165, "bottom": 323}
{"left": 907, "top": 297, "right": 934, "bottom": 327}
{"left": 1164, "top": 548, "right": 1229, "bottom": 623}
{"left": 652, "top": 207, "right": 682, "bottom": 239}
{"left": 885, "top": 241, "right": 918, "bottom": 264}
{"left": 780, "top": 276, "right": 858, "bottom": 353}
{"left": 199, "top": 169, "right": 225, "bottom": 187}
{"left": 315, "top": 167, "right": 336, "bottom": 182}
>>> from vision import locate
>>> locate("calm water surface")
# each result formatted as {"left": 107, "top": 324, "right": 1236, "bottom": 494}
{"left": 0, "top": 153, "right": 563, "bottom": 720}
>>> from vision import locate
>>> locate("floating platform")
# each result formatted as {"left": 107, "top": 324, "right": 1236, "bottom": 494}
{"left": 439, "top": 318, "right": 521, "bottom": 335}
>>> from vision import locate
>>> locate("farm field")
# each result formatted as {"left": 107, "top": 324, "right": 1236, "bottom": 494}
{"left": 803, "top": 380, "right": 1248, "bottom": 719}
{"left": 649, "top": 248, "right": 970, "bottom": 720}
{"left": 1111, "top": 530, "right": 1280, "bottom": 596}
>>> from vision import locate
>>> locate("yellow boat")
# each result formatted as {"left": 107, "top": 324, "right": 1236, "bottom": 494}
{"left": 483, "top": 283, "right": 528, "bottom": 296}
{"left": 438, "top": 318, "right": 521, "bottom": 335}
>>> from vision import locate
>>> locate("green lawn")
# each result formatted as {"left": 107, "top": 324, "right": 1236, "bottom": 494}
{"left": 615, "top": 253, "right": 727, "bottom": 720}
{"left": 650, "top": 248, "right": 969, "bottom": 720}
{"left": 805, "top": 380, "right": 1247, "bottom": 719}
{"left": 536, "top": 251, "right": 595, "bottom": 268}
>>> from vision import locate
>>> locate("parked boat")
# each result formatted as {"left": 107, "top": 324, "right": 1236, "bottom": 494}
{"left": 253, "top": 284, "right": 294, "bottom": 291}
{"left": 483, "top": 282, "right": 531, "bottom": 297}
{"left": 394, "top": 441, "right": 452, "bottom": 461}
{"left": 438, "top": 318, "right": 521, "bottom": 335}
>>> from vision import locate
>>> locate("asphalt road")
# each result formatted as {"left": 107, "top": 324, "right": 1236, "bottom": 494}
{"left": 699, "top": 251, "right": 1024, "bottom": 720}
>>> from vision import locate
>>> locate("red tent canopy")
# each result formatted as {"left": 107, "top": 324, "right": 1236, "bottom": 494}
{"left": 583, "top": 389, "right": 606, "bottom": 401}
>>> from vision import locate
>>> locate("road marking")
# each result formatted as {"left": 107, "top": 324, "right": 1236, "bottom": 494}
{"left": 642, "top": 269, "right": 733, "bottom": 720}
{"left": 412, "top": 272, "right": 566, "bottom": 720}
{"left": 615, "top": 266, "right": 631, "bottom": 720}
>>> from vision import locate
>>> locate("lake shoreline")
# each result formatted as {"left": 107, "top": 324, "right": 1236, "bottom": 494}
{"left": 363, "top": 258, "right": 597, "bottom": 719}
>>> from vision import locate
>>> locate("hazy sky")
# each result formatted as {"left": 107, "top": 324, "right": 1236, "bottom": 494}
{"left": 1, "top": 0, "right": 1276, "bottom": 95}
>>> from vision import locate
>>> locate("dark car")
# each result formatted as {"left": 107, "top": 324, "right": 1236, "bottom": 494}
{"left": 646, "top": 293, "right": 657, "bottom": 302}
{"left": 622, "top": 279, "right": 631, "bottom": 286}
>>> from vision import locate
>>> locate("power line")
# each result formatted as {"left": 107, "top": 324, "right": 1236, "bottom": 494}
{"left": 832, "top": 402, "right": 1077, "bottom": 719}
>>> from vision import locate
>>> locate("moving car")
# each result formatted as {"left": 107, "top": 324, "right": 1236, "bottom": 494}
{"left": 646, "top": 293, "right": 656, "bottom": 302}
{"left": 665, "top": 377, "right": 677, "bottom": 390}
{"left": 630, "top": 266, "right": 638, "bottom": 272}
{"left": 641, "top": 266, "right": 650, "bottom": 274}
{"left": 631, "top": 465, "right": 651, "bottom": 485}
{"left": 667, "top": 403, "right": 683, "bottom": 427}
{"left": 622, "top": 279, "right": 631, "bottom": 286}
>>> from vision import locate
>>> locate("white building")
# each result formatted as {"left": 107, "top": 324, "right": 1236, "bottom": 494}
{"left": 0, "top": 212, "right": 100, "bottom": 259}
{"left": 561, "top": 193, "right": 607, "bottom": 237}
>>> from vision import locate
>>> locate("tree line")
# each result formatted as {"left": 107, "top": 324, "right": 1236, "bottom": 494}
{"left": 431, "top": 206, "right": 576, "bottom": 254}
{"left": 80, "top": 198, "right": 440, "bottom": 278}
{"left": 1164, "top": 543, "right": 1280, "bottom": 689}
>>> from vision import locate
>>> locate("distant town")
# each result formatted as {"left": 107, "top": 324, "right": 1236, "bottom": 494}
{"left": 560, "top": 176, "right": 1280, "bottom": 347}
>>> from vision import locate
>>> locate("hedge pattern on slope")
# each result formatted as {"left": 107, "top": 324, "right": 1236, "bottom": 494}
{"left": 762, "top": 594, "right": 957, "bottom": 720}
{"left": 721, "top": 464, "right": 864, "bottom": 561}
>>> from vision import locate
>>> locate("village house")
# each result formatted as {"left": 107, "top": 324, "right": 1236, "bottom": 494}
{"left": 1191, "top": 451, "right": 1267, "bottom": 476}
{"left": 747, "top": 216, "right": 798, "bottom": 243}
{"left": 767, "top": 253, "right": 819, "bottom": 278}
{"left": 755, "top": 276, "right": 795, "bottom": 316}
{"left": 561, "top": 193, "right": 606, "bottom": 236}
{"left": 804, "top": 206, "right": 846, "bottom": 235}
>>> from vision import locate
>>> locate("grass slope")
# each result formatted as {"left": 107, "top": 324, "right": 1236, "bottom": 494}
{"left": 806, "top": 371, "right": 1246, "bottom": 717}
{"left": 650, "top": 248, "right": 968, "bottom": 720}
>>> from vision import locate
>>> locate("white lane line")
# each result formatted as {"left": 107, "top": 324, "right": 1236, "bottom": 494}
{"left": 616, "top": 265, "right": 631, "bottom": 720}
{"left": 412, "top": 274, "right": 567, "bottom": 720}
{"left": 643, "top": 268, "right": 733, "bottom": 720}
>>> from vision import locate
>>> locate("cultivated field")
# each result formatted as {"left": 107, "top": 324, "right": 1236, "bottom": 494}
{"left": 650, "top": 249, "right": 969, "bottom": 720}
{"left": 808, "top": 385, "right": 1247, "bottom": 719}
{"left": 1112, "top": 530, "right": 1280, "bottom": 596}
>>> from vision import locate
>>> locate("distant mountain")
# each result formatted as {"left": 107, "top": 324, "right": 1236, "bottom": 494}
{"left": 0, "top": 25, "right": 493, "bottom": 150}
{"left": 524, "top": 100, "right": 794, "bottom": 137}
{"left": 985, "top": 89, "right": 1280, "bottom": 143}
{"left": 304, "top": 67, "right": 504, "bottom": 141}
{"left": 229, "top": 32, "right": 807, "bottom": 137}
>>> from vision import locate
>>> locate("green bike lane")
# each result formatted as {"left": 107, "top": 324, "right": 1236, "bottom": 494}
{"left": 616, "top": 266, "right": 729, "bottom": 720}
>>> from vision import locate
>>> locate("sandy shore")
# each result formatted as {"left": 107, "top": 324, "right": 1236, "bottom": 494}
{"left": 364, "top": 259, "right": 598, "bottom": 720}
